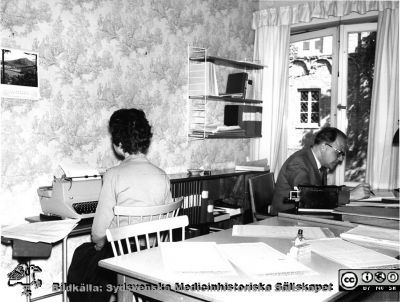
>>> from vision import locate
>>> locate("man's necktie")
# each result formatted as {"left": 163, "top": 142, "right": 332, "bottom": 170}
{"left": 320, "top": 167, "right": 327, "bottom": 186}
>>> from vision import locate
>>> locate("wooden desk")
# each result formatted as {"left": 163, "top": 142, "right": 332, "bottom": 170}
{"left": 99, "top": 216, "right": 399, "bottom": 302}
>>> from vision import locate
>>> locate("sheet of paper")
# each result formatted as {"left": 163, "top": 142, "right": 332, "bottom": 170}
{"left": 358, "top": 191, "right": 396, "bottom": 202}
{"left": 1, "top": 219, "right": 79, "bottom": 243}
{"left": 346, "top": 201, "right": 399, "bottom": 208}
{"left": 232, "top": 225, "right": 334, "bottom": 240}
{"left": 343, "top": 181, "right": 361, "bottom": 187}
{"left": 340, "top": 225, "right": 400, "bottom": 250}
{"left": 217, "top": 242, "right": 313, "bottom": 276}
{"left": 160, "top": 242, "right": 236, "bottom": 274}
{"left": 308, "top": 238, "right": 400, "bottom": 268}
{"left": 55, "top": 159, "right": 100, "bottom": 178}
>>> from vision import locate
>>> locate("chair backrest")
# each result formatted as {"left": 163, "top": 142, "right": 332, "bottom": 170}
{"left": 106, "top": 215, "right": 189, "bottom": 256}
{"left": 248, "top": 172, "right": 275, "bottom": 222}
{"left": 114, "top": 198, "right": 183, "bottom": 226}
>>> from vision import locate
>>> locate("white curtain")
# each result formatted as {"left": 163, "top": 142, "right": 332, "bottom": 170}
{"left": 252, "top": 25, "right": 290, "bottom": 173}
{"left": 252, "top": 0, "right": 399, "bottom": 176}
{"left": 366, "top": 8, "right": 399, "bottom": 189}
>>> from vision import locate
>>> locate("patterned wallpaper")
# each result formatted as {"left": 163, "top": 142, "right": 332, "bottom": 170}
{"left": 1, "top": 0, "right": 256, "bottom": 299}
{"left": 1, "top": 0, "right": 256, "bottom": 225}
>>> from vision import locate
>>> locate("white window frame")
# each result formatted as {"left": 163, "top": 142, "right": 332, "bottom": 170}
{"left": 296, "top": 88, "right": 321, "bottom": 129}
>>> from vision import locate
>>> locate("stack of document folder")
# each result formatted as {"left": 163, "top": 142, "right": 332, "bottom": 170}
{"left": 308, "top": 238, "right": 400, "bottom": 269}
{"left": 333, "top": 205, "right": 399, "bottom": 229}
{"left": 340, "top": 225, "right": 399, "bottom": 252}
{"left": 235, "top": 158, "right": 269, "bottom": 171}
{"left": 190, "top": 125, "right": 245, "bottom": 138}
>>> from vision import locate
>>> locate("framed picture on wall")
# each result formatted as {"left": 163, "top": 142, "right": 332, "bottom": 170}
{"left": 0, "top": 47, "right": 40, "bottom": 99}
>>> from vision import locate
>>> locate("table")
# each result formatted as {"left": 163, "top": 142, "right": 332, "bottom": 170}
{"left": 99, "top": 216, "right": 399, "bottom": 302}
{"left": 2, "top": 218, "right": 93, "bottom": 302}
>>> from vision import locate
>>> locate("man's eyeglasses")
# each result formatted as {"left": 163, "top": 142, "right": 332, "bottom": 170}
{"left": 325, "top": 143, "right": 345, "bottom": 158}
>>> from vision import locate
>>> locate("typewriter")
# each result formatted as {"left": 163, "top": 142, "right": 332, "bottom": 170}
{"left": 289, "top": 185, "right": 349, "bottom": 214}
{"left": 38, "top": 162, "right": 102, "bottom": 219}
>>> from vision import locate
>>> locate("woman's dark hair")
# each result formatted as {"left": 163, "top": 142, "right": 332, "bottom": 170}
{"left": 314, "top": 127, "right": 347, "bottom": 145}
{"left": 109, "top": 108, "right": 152, "bottom": 154}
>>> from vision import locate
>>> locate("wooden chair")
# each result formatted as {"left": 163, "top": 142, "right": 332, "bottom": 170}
{"left": 248, "top": 172, "right": 275, "bottom": 222}
{"left": 106, "top": 216, "right": 189, "bottom": 302}
{"left": 114, "top": 198, "right": 183, "bottom": 227}
{"left": 106, "top": 215, "right": 189, "bottom": 256}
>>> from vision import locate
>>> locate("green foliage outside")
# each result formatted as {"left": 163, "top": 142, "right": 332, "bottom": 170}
{"left": 345, "top": 32, "right": 376, "bottom": 182}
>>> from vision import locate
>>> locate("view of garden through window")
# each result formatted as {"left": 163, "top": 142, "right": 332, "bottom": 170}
{"left": 288, "top": 34, "right": 333, "bottom": 154}
{"left": 288, "top": 27, "right": 376, "bottom": 182}
{"left": 344, "top": 31, "right": 376, "bottom": 182}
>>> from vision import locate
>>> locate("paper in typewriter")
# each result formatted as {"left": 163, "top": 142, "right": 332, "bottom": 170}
{"left": 54, "top": 159, "right": 100, "bottom": 179}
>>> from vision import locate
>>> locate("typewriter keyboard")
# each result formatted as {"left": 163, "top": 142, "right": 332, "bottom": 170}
{"left": 72, "top": 201, "right": 98, "bottom": 214}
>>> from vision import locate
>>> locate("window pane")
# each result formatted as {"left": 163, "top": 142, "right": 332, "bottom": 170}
{"left": 300, "top": 91, "right": 308, "bottom": 101}
{"left": 345, "top": 31, "right": 376, "bottom": 182}
{"left": 311, "top": 113, "right": 319, "bottom": 123}
{"left": 311, "top": 90, "right": 320, "bottom": 101}
{"left": 300, "top": 102, "right": 308, "bottom": 112}
{"left": 311, "top": 102, "right": 319, "bottom": 112}
{"left": 300, "top": 113, "right": 308, "bottom": 123}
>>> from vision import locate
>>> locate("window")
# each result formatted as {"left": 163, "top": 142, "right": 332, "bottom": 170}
{"left": 288, "top": 28, "right": 335, "bottom": 155}
{"left": 288, "top": 23, "right": 377, "bottom": 182}
{"left": 315, "top": 39, "right": 322, "bottom": 51}
{"left": 298, "top": 88, "right": 320, "bottom": 127}
{"left": 338, "top": 24, "right": 377, "bottom": 183}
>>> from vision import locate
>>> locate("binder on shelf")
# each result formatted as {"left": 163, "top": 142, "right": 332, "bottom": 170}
{"left": 224, "top": 105, "right": 262, "bottom": 137}
{"left": 219, "top": 72, "right": 248, "bottom": 99}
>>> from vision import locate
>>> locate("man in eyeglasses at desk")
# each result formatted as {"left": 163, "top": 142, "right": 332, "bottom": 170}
{"left": 271, "top": 127, "right": 371, "bottom": 215}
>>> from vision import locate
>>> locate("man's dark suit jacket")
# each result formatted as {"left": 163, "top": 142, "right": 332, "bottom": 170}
{"left": 271, "top": 147, "right": 323, "bottom": 215}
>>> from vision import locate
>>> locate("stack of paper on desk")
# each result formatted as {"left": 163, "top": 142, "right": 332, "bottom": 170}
{"left": 346, "top": 201, "right": 399, "bottom": 208}
{"left": 308, "top": 238, "right": 400, "bottom": 268}
{"left": 160, "top": 242, "right": 236, "bottom": 274}
{"left": 340, "top": 225, "right": 400, "bottom": 251}
{"left": 235, "top": 158, "right": 269, "bottom": 171}
{"left": 160, "top": 241, "right": 314, "bottom": 276}
{"left": 232, "top": 225, "right": 334, "bottom": 239}
{"left": 217, "top": 242, "right": 314, "bottom": 276}
{"left": 348, "top": 192, "right": 399, "bottom": 207}
{"left": 1, "top": 219, "right": 79, "bottom": 243}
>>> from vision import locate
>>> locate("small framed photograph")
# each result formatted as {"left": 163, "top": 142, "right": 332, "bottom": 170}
{"left": 0, "top": 47, "right": 40, "bottom": 99}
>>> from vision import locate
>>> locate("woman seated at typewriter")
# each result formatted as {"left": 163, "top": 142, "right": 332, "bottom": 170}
{"left": 68, "top": 108, "right": 172, "bottom": 302}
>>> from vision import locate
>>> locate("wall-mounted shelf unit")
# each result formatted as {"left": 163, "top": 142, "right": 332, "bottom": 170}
{"left": 187, "top": 46, "right": 265, "bottom": 140}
